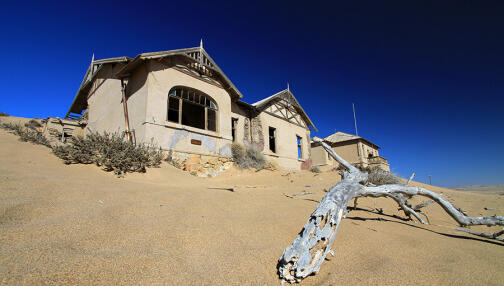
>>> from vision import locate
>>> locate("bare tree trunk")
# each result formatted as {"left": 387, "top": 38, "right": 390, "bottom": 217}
{"left": 277, "top": 140, "right": 504, "bottom": 283}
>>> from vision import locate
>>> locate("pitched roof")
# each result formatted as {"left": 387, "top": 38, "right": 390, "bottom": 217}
{"left": 251, "top": 89, "right": 317, "bottom": 131}
{"left": 66, "top": 45, "right": 242, "bottom": 118}
{"left": 115, "top": 46, "right": 242, "bottom": 99}
{"left": 323, "top": 131, "right": 380, "bottom": 149}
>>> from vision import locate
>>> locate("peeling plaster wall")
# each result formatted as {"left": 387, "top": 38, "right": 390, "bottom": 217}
{"left": 142, "top": 60, "right": 233, "bottom": 157}
{"left": 86, "top": 63, "right": 148, "bottom": 143}
{"left": 87, "top": 64, "right": 126, "bottom": 134}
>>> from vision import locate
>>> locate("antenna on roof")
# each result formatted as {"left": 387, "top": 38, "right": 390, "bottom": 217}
{"left": 200, "top": 38, "right": 203, "bottom": 49}
{"left": 352, "top": 103, "right": 359, "bottom": 136}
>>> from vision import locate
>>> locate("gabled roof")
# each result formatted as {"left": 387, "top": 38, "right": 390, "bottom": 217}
{"left": 66, "top": 45, "right": 242, "bottom": 118}
{"left": 251, "top": 89, "right": 317, "bottom": 131}
{"left": 323, "top": 131, "right": 380, "bottom": 149}
{"left": 66, "top": 56, "right": 132, "bottom": 117}
{"left": 115, "top": 46, "right": 242, "bottom": 99}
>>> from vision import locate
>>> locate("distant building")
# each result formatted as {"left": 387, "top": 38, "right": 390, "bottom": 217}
{"left": 311, "top": 131, "right": 389, "bottom": 171}
{"left": 64, "top": 43, "right": 317, "bottom": 171}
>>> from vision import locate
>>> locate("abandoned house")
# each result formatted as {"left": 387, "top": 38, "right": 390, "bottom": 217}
{"left": 311, "top": 132, "right": 390, "bottom": 171}
{"left": 64, "top": 42, "right": 317, "bottom": 174}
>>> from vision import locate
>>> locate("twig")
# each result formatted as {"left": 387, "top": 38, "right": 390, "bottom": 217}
{"left": 407, "top": 172, "right": 416, "bottom": 185}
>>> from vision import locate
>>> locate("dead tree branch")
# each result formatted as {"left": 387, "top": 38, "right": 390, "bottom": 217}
{"left": 277, "top": 139, "right": 504, "bottom": 283}
{"left": 455, "top": 228, "right": 504, "bottom": 242}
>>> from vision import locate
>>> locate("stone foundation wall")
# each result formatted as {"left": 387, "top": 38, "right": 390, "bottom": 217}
{"left": 166, "top": 150, "right": 233, "bottom": 177}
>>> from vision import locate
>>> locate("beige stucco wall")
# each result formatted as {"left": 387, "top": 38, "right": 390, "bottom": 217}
{"left": 311, "top": 145, "right": 329, "bottom": 166}
{"left": 142, "top": 60, "right": 233, "bottom": 157}
{"left": 86, "top": 63, "right": 148, "bottom": 143}
{"left": 259, "top": 112, "right": 310, "bottom": 170}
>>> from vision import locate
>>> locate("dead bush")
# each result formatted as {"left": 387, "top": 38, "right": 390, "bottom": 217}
{"left": 0, "top": 122, "right": 50, "bottom": 147}
{"left": 361, "top": 167, "right": 402, "bottom": 186}
{"left": 232, "top": 143, "right": 268, "bottom": 169}
{"left": 52, "top": 131, "right": 163, "bottom": 176}
{"left": 310, "top": 166, "right": 322, "bottom": 173}
{"left": 24, "top": 119, "right": 41, "bottom": 129}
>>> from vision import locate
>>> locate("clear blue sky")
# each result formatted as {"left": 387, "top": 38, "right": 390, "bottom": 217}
{"left": 1, "top": 1, "right": 503, "bottom": 187}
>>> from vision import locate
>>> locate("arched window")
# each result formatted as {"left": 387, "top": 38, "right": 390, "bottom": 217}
{"left": 167, "top": 86, "right": 218, "bottom": 132}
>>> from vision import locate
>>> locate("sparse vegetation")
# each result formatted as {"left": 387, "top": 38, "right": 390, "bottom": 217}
{"left": 24, "top": 119, "right": 42, "bottom": 129}
{"left": 232, "top": 143, "right": 268, "bottom": 169}
{"left": 0, "top": 112, "right": 9, "bottom": 117}
{"left": 52, "top": 131, "right": 163, "bottom": 176}
{"left": 0, "top": 122, "right": 50, "bottom": 147}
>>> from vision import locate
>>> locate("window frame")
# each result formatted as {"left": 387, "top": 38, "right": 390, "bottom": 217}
{"left": 296, "top": 135, "right": 303, "bottom": 159}
{"left": 167, "top": 86, "right": 218, "bottom": 132}
{"left": 268, "top": 126, "right": 277, "bottom": 153}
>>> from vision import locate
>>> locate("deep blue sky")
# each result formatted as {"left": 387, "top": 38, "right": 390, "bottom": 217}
{"left": 1, "top": 1, "right": 503, "bottom": 186}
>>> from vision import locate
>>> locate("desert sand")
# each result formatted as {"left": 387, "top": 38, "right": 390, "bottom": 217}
{"left": 0, "top": 117, "right": 503, "bottom": 285}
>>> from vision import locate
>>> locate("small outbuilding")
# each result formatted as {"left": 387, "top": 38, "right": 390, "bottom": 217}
{"left": 311, "top": 132, "right": 390, "bottom": 171}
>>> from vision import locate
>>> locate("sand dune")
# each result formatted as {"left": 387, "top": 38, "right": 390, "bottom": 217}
{"left": 0, "top": 124, "right": 503, "bottom": 285}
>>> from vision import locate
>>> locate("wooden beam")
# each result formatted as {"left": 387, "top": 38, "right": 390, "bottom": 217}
{"left": 263, "top": 110, "right": 309, "bottom": 130}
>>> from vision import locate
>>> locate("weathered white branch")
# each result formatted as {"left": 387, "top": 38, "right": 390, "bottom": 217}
{"left": 455, "top": 228, "right": 504, "bottom": 242}
{"left": 278, "top": 139, "right": 504, "bottom": 283}
{"left": 361, "top": 185, "right": 504, "bottom": 227}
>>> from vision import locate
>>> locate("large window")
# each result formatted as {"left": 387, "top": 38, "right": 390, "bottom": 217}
{"left": 167, "top": 86, "right": 218, "bottom": 132}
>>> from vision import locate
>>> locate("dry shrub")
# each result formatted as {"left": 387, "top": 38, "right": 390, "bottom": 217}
{"left": 24, "top": 119, "right": 41, "bottom": 129}
{"left": 0, "top": 122, "right": 50, "bottom": 147}
{"left": 361, "top": 167, "right": 401, "bottom": 186}
{"left": 310, "top": 166, "right": 322, "bottom": 173}
{"left": 52, "top": 131, "right": 163, "bottom": 176}
{"left": 232, "top": 143, "right": 268, "bottom": 169}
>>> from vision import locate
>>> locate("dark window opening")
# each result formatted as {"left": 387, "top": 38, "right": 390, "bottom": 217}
{"left": 168, "top": 86, "right": 218, "bottom": 132}
{"left": 297, "top": 136, "right": 302, "bottom": 159}
{"left": 231, "top": 118, "right": 238, "bottom": 142}
{"left": 269, "top": 127, "right": 276, "bottom": 153}
{"left": 182, "top": 101, "right": 205, "bottom": 129}
{"left": 167, "top": 97, "right": 180, "bottom": 123}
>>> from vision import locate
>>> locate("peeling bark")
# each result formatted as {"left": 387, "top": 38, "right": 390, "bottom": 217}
{"left": 278, "top": 139, "right": 504, "bottom": 283}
